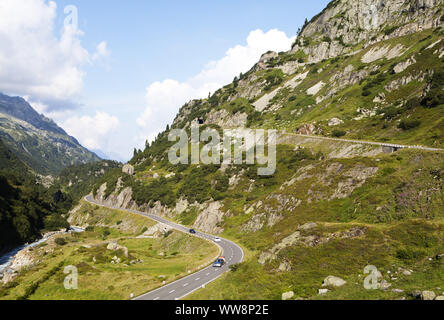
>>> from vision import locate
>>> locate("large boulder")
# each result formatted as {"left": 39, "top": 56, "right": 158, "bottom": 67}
{"left": 322, "top": 276, "right": 347, "bottom": 287}
{"left": 328, "top": 118, "right": 344, "bottom": 127}
{"left": 398, "top": 267, "right": 412, "bottom": 276}
{"left": 282, "top": 291, "right": 294, "bottom": 300}
{"left": 380, "top": 280, "right": 392, "bottom": 291}
{"left": 421, "top": 291, "right": 436, "bottom": 300}
{"left": 299, "top": 222, "right": 317, "bottom": 231}
{"left": 297, "top": 123, "right": 317, "bottom": 135}
{"left": 2, "top": 271, "right": 18, "bottom": 284}
{"left": 318, "top": 289, "right": 329, "bottom": 295}
{"left": 107, "top": 241, "right": 129, "bottom": 257}
{"left": 278, "top": 260, "right": 291, "bottom": 272}
{"left": 193, "top": 201, "right": 225, "bottom": 234}
{"left": 122, "top": 164, "right": 135, "bottom": 175}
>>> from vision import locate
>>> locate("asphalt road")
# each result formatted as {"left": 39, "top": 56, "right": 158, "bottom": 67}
{"left": 84, "top": 195, "right": 244, "bottom": 300}
{"left": 292, "top": 133, "right": 444, "bottom": 152}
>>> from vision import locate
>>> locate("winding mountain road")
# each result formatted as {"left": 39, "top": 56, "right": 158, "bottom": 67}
{"left": 84, "top": 195, "right": 244, "bottom": 300}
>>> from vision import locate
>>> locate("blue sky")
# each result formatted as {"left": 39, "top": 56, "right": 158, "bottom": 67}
{"left": 0, "top": 0, "right": 330, "bottom": 161}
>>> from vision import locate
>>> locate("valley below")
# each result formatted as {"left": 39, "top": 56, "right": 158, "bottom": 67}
{"left": 0, "top": 201, "right": 219, "bottom": 300}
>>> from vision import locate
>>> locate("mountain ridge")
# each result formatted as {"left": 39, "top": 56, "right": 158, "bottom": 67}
{"left": 168, "top": 0, "right": 444, "bottom": 150}
{"left": 0, "top": 93, "right": 67, "bottom": 136}
{"left": 291, "top": 0, "right": 443, "bottom": 63}
{"left": 0, "top": 92, "right": 101, "bottom": 175}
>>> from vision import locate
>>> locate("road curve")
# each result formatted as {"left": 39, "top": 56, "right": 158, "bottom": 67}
{"left": 84, "top": 195, "right": 244, "bottom": 300}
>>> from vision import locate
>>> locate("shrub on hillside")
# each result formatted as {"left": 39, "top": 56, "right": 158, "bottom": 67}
{"left": 264, "top": 69, "right": 284, "bottom": 91}
{"left": 213, "top": 173, "right": 229, "bottom": 193}
{"left": 54, "top": 237, "right": 66, "bottom": 246}
{"left": 102, "top": 229, "right": 111, "bottom": 237}
{"left": 229, "top": 263, "right": 242, "bottom": 272}
{"left": 398, "top": 119, "right": 421, "bottom": 130}
{"left": 44, "top": 214, "right": 69, "bottom": 231}
{"left": 396, "top": 248, "right": 426, "bottom": 260}
{"left": 132, "top": 177, "right": 176, "bottom": 207}
{"left": 177, "top": 166, "right": 220, "bottom": 203}
{"left": 421, "top": 71, "right": 444, "bottom": 108}
{"left": 332, "top": 130, "right": 346, "bottom": 137}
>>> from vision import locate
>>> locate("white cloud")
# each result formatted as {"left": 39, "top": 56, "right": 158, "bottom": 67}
{"left": 136, "top": 79, "right": 199, "bottom": 127}
{"left": 22, "top": 96, "right": 49, "bottom": 114}
{"left": 0, "top": 0, "right": 108, "bottom": 110}
{"left": 93, "top": 41, "right": 110, "bottom": 59}
{"left": 61, "top": 112, "right": 120, "bottom": 150}
{"left": 136, "top": 29, "right": 295, "bottom": 145}
{"left": 92, "top": 41, "right": 111, "bottom": 70}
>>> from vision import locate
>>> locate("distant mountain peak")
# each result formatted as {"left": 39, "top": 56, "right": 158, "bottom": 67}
{"left": 0, "top": 92, "right": 100, "bottom": 175}
{"left": 0, "top": 92, "right": 68, "bottom": 135}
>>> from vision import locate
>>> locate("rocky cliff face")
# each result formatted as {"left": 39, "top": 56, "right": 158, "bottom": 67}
{"left": 167, "top": 0, "right": 443, "bottom": 155}
{"left": 93, "top": 181, "right": 228, "bottom": 234}
{"left": 291, "top": 0, "right": 443, "bottom": 63}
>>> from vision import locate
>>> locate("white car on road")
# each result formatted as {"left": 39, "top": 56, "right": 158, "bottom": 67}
{"left": 213, "top": 237, "right": 221, "bottom": 242}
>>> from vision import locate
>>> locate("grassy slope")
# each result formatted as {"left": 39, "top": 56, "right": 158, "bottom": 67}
{"left": 124, "top": 142, "right": 444, "bottom": 300}
{"left": 188, "top": 218, "right": 443, "bottom": 300}
{"left": 170, "top": 28, "right": 444, "bottom": 148}
{"left": 257, "top": 29, "right": 444, "bottom": 148}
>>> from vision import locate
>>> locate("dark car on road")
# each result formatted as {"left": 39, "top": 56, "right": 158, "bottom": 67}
{"left": 213, "top": 257, "right": 226, "bottom": 268}
{"left": 189, "top": 229, "right": 196, "bottom": 234}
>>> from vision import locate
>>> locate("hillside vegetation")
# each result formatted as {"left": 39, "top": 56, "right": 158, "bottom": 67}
{"left": 0, "top": 138, "right": 121, "bottom": 253}
{"left": 0, "top": 140, "right": 69, "bottom": 253}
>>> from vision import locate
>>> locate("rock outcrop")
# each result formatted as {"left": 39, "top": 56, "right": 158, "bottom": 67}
{"left": 421, "top": 290, "right": 436, "bottom": 300}
{"left": 259, "top": 226, "right": 366, "bottom": 265}
{"left": 122, "top": 164, "right": 135, "bottom": 175}
{"left": 107, "top": 241, "right": 129, "bottom": 257}
{"left": 93, "top": 182, "right": 172, "bottom": 219}
{"left": 291, "top": 0, "right": 443, "bottom": 63}
{"left": 205, "top": 109, "right": 248, "bottom": 127}
{"left": 281, "top": 291, "right": 295, "bottom": 300}
{"left": 193, "top": 201, "right": 225, "bottom": 234}
{"left": 322, "top": 276, "right": 347, "bottom": 287}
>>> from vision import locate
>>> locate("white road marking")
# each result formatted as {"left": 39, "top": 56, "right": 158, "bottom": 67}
{"left": 153, "top": 297, "right": 159, "bottom": 300}
{"left": 169, "top": 290, "right": 175, "bottom": 294}
{"left": 195, "top": 278, "right": 200, "bottom": 281}
{"left": 206, "top": 273, "right": 210, "bottom": 275}
{"left": 183, "top": 283, "right": 189, "bottom": 287}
